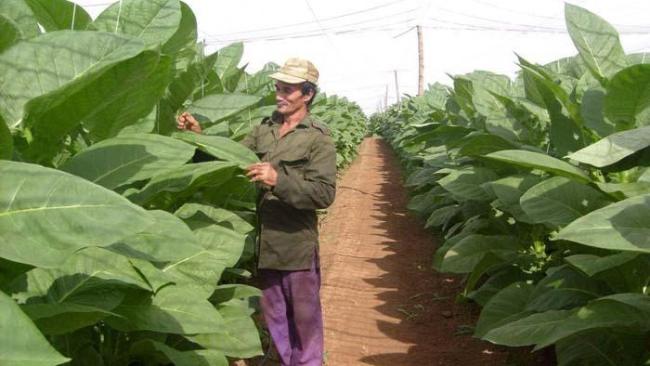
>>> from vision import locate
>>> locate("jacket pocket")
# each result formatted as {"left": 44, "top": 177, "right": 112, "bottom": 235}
{"left": 255, "top": 139, "right": 273, "bottom": 160}
{"left": 279, "top": 154, "right": 308, "bottom": 177}
{"left": 280, "top": 155, "right": 308, "bottom": 167}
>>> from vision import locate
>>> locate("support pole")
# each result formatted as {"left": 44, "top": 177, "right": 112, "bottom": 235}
{"left": 417, "top": 25, "right": 425, "bottom": 96}
{"left": 394, "top": 70, "right": 400, "bottom": 108}
{"left": 384, "top": 85, "right": 389, "bottom": 110}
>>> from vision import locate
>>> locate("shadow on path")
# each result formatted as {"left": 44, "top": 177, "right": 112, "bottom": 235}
{"left": 320, "top": 138, "right": 510, "bottom": 366}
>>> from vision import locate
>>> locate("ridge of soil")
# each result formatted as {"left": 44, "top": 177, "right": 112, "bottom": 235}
{"left": 319, "top": 137, "right": 509, "bottom": 365}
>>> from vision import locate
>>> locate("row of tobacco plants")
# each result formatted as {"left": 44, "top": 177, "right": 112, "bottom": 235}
{"left": 0, "top": 0, "right": 366, "bottom": 365}
{"left": 373, "top": 4, "right": 650, "bottom": 365}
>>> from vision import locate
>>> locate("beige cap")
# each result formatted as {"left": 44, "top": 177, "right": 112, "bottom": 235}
{"left": 270, "top": 57, "right": 319, "bottom": 85}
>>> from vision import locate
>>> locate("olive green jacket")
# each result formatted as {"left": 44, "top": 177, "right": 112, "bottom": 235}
{"left": 241, "top": 113, "right": 337, "bottom": 270}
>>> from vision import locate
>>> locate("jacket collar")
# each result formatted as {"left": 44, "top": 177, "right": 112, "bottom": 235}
{"left": 271, "top": 110, "right": 311, "bottom": 129}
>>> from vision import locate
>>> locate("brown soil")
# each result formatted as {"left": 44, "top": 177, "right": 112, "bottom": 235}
{"left": 318, "top": 137, "right": 511, "bottom": 366}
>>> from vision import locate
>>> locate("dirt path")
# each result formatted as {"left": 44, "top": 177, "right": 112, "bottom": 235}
{"left": 318, "top": 137, "right": 509, "bottom": 366}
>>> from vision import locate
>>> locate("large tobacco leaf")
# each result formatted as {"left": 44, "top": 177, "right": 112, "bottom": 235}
{"left": 0, "top": 161, "right": 153, "bottom": 268}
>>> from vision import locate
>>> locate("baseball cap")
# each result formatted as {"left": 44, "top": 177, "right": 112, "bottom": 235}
{"left": 269, "top": 57, "right": 319, "bottom": 85}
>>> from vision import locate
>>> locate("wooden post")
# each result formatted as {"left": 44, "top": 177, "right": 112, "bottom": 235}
{"left": 417, "top": 25, "right": 424, "bottom": 96}
{"left": 394, "top": 70, "right": 400, "bottom": 107}
{"left": 384, "top": 84, "right": 389, "bottom": 110}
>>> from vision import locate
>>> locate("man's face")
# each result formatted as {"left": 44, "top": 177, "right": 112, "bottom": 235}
{"left": 275, "top": 81, "right": 312, "bottom": 115}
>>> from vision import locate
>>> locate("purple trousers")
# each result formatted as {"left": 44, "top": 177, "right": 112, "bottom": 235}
{"left": 259, "top": 256, "right": 323, "bottom": 366}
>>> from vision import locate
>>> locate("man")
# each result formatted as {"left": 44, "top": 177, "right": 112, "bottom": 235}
{"left": 177, "top": 57, "right": 336, "bottom": 366}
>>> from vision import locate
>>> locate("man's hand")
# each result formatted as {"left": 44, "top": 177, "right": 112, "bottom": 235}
{"left": 177, "top": 112, "right": 202, "bottom": 133}
{"left": 246, "top": 162, "right": 278, "bottom": 186}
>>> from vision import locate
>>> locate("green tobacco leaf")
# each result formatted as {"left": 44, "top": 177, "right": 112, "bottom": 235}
{"left": 604, "top": 64, "right": 650, "bottom": 130}
{"left": 33, "top": 51, "right": 162, "bottom": 161}
{"left": 437, "top": 167, "right": 497, "bottom": 202}
{"left": 483, "top": 174, "right": 542, "bottom": 223}
{"left": 22, "top": 300, "right": 121, "bottom": 336}
{"left": 109, "top": 287, "right": 224, "bottom": 334}
{"left": 426, "top": 125, "right": 472, "bottom": 147}
{"left": 463, "top": 72, "right": 519, "bottom": 141}
{"left": 192, "top": 224, "right": 247, "bottom": 269}
{"left": 549, "top": 110, "right": 585, "bottom": 157}
{"left": 0, "top": 161, "right": 153, "bottom": 267}
{"left": 640, "top": 169, "right": 650, "bottom": 183}
{"left": 175, "top": 203, "right": 254, "bottom": 234}
{"left": 405, "top": 167, "right": 439, "bottom": 188}
{"left": 154, "top": 50, "right": 219, "bottom": 135}
{"left": 596, "top": 182, "right": 650, "bottom": 199}
{"left": 475, "top": 282, "right": 534, "bottom": 338}
{"left": 565, "top": 3, "right": 627, "bottom": 83}
{"left": 0, "top": 291, "right": 69, "bottom": 366}
{"left": 165, "top": 51, "right": 218, "bottom": 108}
{"left": 24, "top": 0, "right": 92, "bottom": 31}
{"left": 223, "top": 65, "right": 246, "bottom": 93}
{"left": 520, "top": 177, "right": 612, "bottom": 227}
{"left": 581, "top": 88, "right": 614, "bottom": 138}
{"left": 518, "top": 56, "right": 585, "bottom": 155}
{"left": 556, "top": 330, "right": 647, "bottom": 366}
{"left": 128, "top": 161, "right": 238, "bottom": 206}
{"left": 468, "top": 266, "right": 529, "bottom": 306}
{"left": 0, "top": 0, "right": 39, "bottom": 38}
{"left": 61, "top": 133, "right": 195, "bottom": 190}
{"left": 31, "top": 51, "right": 163, "bottom": 161}
{"left": 163, "top": 254, "right": 227, "bottom": 300}
{"left": 520, "top": 63, "right": 545, "bottom": 107}
{"left": 109, "top": 210, "right": 203, "bottom": 263}
{"left": 628, "top": 53, "right": 650, "bottom": 65}
{"left": 161, "top": 1, "right": 197, "bottom": 55}
{"left": 0, "top": 118, "right": 12, "bottom": 160}
{"left": 0, "top": 31, "right": 156, "bottom": 161}
{"left": 16, "top": 256, "right": 143, "bottom": 335}
{"left": 423, "top": 82, "right": 450, "bottom": 110}
{"left": 526, "top": 266, "right": 601, "bottom": 312}
{"left": 130, "top": 340, "right": 227, "bottom": 366}
{"left": 211, "top": 284, "right": 261, "bottom": 304}
{"left": 462, "top": 253, "right": 504, "bottom": 298}
{"left": 425, "top": 205, "right": 460, "bottom": 229}
{"left": 484, "top": 150, "right": 591, "bottom": 183}
{"left": 0, "top": 31, "right": 144, "bottom": 129}
{"left": 484, "top": 293, "right": 650, "bottom": 350}
{"left": 433, "top": 234, "right": 465, "bottom": 272}
{"left": 441, "top": 235, "right": 522, "bottom": 273}
{"left": 192, "top": 174, "right": 257, "bottom": 211}
{"left": 187, "top": 94, "right": 262, "bottom": 124}
{"left": 160, "top": 224, "right": 247, "bottom": 299}
{"left": 83, "top": 55, "right": 174, "bottom": 141}
{"left": 11, "top": 247, "right": 155, "bottom": 305}
{"left": 451, "top": 77, "right": 476, "bottom": 118}
{"left": 544, "top": 56, "right": 587, "bottom": 78}
{"left": 245, "top": 62, "right": 277, "bottom": 95}
{"left": 406, "top": 188, "right": 448, "bottom": 217}
{"left": 456, "top": 133, "right": 518, "bottom": 156}
{"left": 189, "top": 302, "right": 263, "bottom": 358}
{"left": 568, "top": 126, "right": 650, "bottom": 168}
{"left": 565, "top": 252, "right": 639, "bottom": 277}
{"left": 518, "top": 56, "right": 581, "bottom": 123}
{"left": 595, "top": 254, "right": 650, "bottom": 294}
{"left": 93, "top": 0, "right": 181, "bottom": 50}
{"left": 114, "top": 110, "right": 160, "bottom": 137}
{"left": 0, "top": 15, "right": 22, "bottom": 53}
{"left": 214, "top": 42, "right": 244, "bottom": 78}
{"left": 556, "top": 194, "right": 650, "bottom": 253}
{"left": 173, "top": 131, "right": 258, "bottom": 168}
